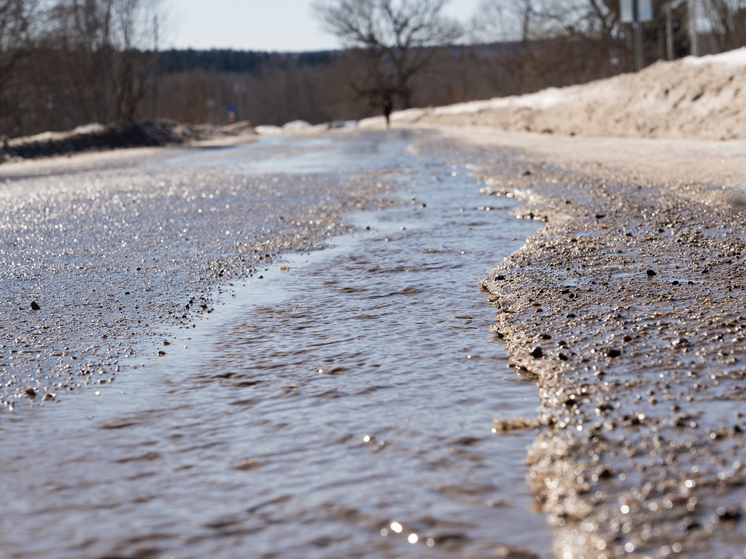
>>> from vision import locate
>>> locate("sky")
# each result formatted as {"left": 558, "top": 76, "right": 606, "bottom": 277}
{"left": 171, "top": 0, "right": 483, "bottom": 52}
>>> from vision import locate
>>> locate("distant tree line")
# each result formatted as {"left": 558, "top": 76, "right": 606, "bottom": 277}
{"left": 0, "top": 0, "right": 745, "bottom": 139}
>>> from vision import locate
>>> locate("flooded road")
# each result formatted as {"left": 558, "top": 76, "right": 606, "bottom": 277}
{"left": 0, "top": 132, "right": 552, "bottom": 558}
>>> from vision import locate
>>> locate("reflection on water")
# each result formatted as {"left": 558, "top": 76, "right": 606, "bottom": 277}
{"left": 0, "top": 134, "right": 553, "bottom": 558}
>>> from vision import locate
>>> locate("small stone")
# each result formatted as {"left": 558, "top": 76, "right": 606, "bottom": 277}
{"left": 541, "top": 333, "right": 552, "bottom": 340}
{"left": 567, "top": 313, "right": 576, "bottom": 318}
{"left": 30, "top": 300, "right": 40, "bottom": 311}
{"left": 558, "top": 353, "right": 569, "bottom": 361}
{"left": 157, "top": 350, "right": 166, "bottom": 356}
{"left": 604, "top": 347, "right": 621, "bottom": 358}
{"left": 530, "top": 347, "right": 543, "bottom": 358}
{"left": 594, "top": 465, "right": 613, "bottom": 479}
{"left": 717, "top": 506, "right": 742, "bottom": 521}
{"left": 623, "top": 335, "right": 632, "bottom": 342}
{"left": 495, "top": 274, "right": 505, "bottom": 281}
{"left": 24, "top": 387, "right": 36, "bottom": 397}
{"left": 595, "top": 213, "right": 605, "bottom": 219}
{"left": 646, "top": 269, "right": 656, "bottom": 277}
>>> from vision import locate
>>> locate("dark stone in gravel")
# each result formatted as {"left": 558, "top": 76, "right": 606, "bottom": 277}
{"left": 646, "top": 269, "right": 657, "bottom": 276}
{"left": 29, "top": 301, "right": 40, "bottom": 311}
{"left": 530, "top": 347, "right": 544, "bottom": 358}
{"left": 603, "top": 347, "right": 621, "bottom": 358}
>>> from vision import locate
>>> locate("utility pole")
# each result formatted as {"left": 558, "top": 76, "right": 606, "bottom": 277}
{"left": 633, "top": 0, "right": 643, "bottom": 71}
{"left": 666, "top": 3, "right": 674, "bottom": 60}
{"left": 621, "top": 0, "right": 651, "bottom": 71}
{"left": 688, "top": 0, "right": 698, "bottom": 56}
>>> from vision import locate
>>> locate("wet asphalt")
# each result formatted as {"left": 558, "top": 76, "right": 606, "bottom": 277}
{"left": 4, "top": 128, "right": 746, "bottom": 559}
{"left": 0, "top": 131, "right": 405, "bottom": 411}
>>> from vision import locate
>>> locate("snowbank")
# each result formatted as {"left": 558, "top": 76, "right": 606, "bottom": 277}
{"left": 255, "top": 125, "right": 283, "bottom": 135}
{"left": 282, "top": 120, "right": 312, "bottom": 131}
{"left": 371, "top": 47, "right": 746, "bottom": 141}
{"left": 0, "top": 120, "right": 257, "bottom": 163}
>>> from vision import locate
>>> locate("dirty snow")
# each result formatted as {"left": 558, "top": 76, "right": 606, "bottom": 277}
{"left": 362, "top": 48, "right": 746, "bottom": 141}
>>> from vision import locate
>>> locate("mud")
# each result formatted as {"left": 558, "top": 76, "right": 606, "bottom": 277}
{"left": 419, "top": 135, "right": 746, "bottom": 558}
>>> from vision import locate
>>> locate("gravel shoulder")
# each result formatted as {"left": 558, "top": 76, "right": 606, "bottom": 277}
{"left": 422, "top": 125, "right": 746, "bottom": 558}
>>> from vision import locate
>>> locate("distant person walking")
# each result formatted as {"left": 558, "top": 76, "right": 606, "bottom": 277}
{"left": 382, "top": 98, "right": 392, "bottom": 128}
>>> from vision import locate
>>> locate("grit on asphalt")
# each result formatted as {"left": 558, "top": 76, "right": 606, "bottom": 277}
{"left": 421, "top": 130, "right": 746, "bottom": 559}
{"left": 0, "top": 131, "right": 403, "bottom": 410}
{"left": 3, "top": 125, "right": 746, "bottom": 558}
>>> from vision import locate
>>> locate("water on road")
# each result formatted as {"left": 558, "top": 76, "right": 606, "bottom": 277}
{"left": 0, "top": 132, "right": 553, "bottom": 558}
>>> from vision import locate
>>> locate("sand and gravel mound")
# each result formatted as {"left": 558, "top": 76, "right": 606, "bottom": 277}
{"left": 379, "top": 48, "right": 746, "bottom": 141}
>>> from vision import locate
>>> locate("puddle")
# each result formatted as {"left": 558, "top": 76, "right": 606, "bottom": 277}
{"left": 155, "top": 131, "right": 413, "bottom": 175}
{"left": 0, "top": 133, "right": 553, "bottom": 558}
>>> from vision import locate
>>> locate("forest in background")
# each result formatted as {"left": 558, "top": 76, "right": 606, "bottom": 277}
{"left": 0, "top": 0, "right": 744, "bottom": 139}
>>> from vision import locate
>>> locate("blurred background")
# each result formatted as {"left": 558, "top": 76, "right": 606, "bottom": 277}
{"left": 0, "top": 0, "right": 740, "bottom": 138}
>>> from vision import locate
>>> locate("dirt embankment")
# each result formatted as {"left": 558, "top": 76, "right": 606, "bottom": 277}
{"left": 369, "top": 48, "right": 746, "bottom": 142}
{"left": 0, "top": 120, "right": 255, "bottom": 163}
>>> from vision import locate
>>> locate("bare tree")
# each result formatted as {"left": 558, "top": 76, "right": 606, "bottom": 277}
{"left": 314, "top": 0, "right": 462, "bottom": 109}
{"left": 46, "top": 0, "right": 164, "bottom": 123}
{"left": 0, "top": 0, "right": 38, "bottom": 126}
{"left": 701, "top": 0, "right": 746, "bottom": 52}
{"left": 471, "top": 0, "right": 626, "bottom": 95}
{"left": 111, "top": 0, "right": 162, "bottom": 119}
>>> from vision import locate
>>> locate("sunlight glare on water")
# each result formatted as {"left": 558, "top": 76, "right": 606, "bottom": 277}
{"left": 0, "top": 132, "right": 554, "bottom": 558}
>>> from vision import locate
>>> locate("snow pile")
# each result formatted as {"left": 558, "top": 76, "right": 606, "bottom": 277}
{"left": 73, "top": 123, "right": 106, "bottom": 135}
{"left": 390, "top": 47, "right": 746, "bottom": 140}
{"left": 683, "top": 47, "right": 746, "bottom": 66}
{"left": 1, "top": 121, "right": 202, "bottom": 162}
{"left": 282, "top": 120, "right": 312, "bottom": 131}
{"left": 255, "top": 125, "right": 283, "bottom": 135}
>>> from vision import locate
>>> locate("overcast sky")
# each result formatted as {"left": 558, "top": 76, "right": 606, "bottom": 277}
{"left": 171, "top": 0, "right": 482, "bottom": 52}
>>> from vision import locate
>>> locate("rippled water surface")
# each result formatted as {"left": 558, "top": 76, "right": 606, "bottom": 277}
{"left": 0, "top": 132, "right": 553, "bottom": 558}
